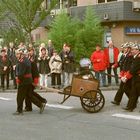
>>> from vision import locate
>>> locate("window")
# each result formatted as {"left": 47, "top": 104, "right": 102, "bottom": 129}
{"left": 98, "top": 0, "right": 117, "bottom": 3}
{"left": 107, "top": 0, "right": 117, "bottom": 2}
{"left": 98, "top": 0, "right": 105, "bottom": 3}
{"left": 35, "top": 34, "right": 40, "bottom": 41}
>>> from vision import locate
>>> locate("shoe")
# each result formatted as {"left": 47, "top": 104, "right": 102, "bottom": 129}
{"left": 23, "top": 109, "right": 32, "bottom": 112}
{"left": 13, "top": 111, "right": 23, "bottom": 115}
{"left": 122, "top": 107, "right": 133, "bottom": 112}
{"left": 111, "top": 101, "right": 120, "bottom": 105}
{"left": 40, "top": 103, "right": 46, "bottom": 114}
{"left": 44, "top": 99, "right": 47, "bottom": 104}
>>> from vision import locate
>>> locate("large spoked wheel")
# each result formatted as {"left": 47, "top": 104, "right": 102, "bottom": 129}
{"left": 80, "top": 89, "right": 105, "bottom": 113}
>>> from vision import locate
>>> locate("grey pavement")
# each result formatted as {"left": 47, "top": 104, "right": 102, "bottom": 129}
{"left": 0, "top": 90, "right": 140, "bottom": 140}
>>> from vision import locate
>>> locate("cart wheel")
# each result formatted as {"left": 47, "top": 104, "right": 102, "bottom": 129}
{"left": 80, "top": 90, "right": 105, "bottom": 113}
{"left": 63, "top": 85, "right": 72, "bottom": 94}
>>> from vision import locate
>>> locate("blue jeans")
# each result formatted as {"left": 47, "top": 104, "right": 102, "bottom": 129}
{"left": 95, "top": 70, "right": 106, "bottom": 86}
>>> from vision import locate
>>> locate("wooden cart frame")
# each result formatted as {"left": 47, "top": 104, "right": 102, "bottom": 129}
{"left": 58, "top": 74, "right": 105, "bottom": 113}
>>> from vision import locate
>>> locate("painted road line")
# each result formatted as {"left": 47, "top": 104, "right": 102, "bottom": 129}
{"left": 0, "top": 97, "right": 12, "bottom": 101}
{"left": 46, "top": 103, "right": 74, "bottom": 110}
{"left": 112, "top": 113, "right": 140, "bottom": 120}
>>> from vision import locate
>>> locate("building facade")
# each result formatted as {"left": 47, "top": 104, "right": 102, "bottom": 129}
{"left": 33, "top": 0, "right": 140, "bottom": 47}
{"left": 69, "top": 0, "right": 140, "bottom": 47}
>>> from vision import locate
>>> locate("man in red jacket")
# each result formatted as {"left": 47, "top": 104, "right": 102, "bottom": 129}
{"left": 90, "top": 44, "right": 107, "bottom": 87}
{"left": 104, "top": 40, "right": 119, "bottom": 86}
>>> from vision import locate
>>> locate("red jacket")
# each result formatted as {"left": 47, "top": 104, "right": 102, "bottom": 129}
{"left": 104, "top": 47, "right": 119, "bottom": 68}
{"left": 90, "top": 50, "right": 107, "bottom": 71}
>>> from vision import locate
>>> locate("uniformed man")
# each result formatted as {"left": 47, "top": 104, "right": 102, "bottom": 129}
{"left": 121, "top": 43, "right": 140, "bottom": 111}
{"left": 24, "top": 47, "right": 47, "bottom": 112}
{"left": 13, "top": 49, "right": 45, "bottom": 115}
{"left": 111, "top": 42, "right": 133, "bottom": 105}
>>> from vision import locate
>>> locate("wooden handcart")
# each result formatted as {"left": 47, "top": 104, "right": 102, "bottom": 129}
{"left": 57, "top": 74, "right": 105, "bottom": 113}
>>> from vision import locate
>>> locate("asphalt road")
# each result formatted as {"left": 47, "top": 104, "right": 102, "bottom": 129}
{"left": 0, "top": 90, "right": 140, "bottom": 140}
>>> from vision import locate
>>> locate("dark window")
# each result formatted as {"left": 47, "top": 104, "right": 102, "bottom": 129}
{"left": 98, "top": 0, "right": 105, "bottom": 3}
{"left": 107, "top": 0, "right": 117, "bottom": 2}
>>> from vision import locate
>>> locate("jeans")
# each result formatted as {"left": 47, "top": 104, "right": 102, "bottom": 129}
{"left": 95, "top": 70, "right": 106, "bottom": 86}
{"left": 39, "top": 74, "right": 48, "bottom": 87}
{"left": 64, "top": 72, "right": 73, "bottom": 86}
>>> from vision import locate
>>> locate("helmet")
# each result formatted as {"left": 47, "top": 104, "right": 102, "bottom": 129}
{"left": 131, "top": 43, "right": 139, "bottom": 50}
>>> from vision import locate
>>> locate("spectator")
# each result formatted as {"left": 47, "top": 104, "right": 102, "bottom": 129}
{"left": 49, "top": 50, "right": 62, "bottom": 88}
{"left": 7, "top": 42, "right": 17, "bottom": 89}
{"left": 62, "top": 44, "right": 75, "bottom": 87}
{"left": 0, "top": 49, "right": 10, "bottom": 90}
{"left": 38, "top": 47, "right": 50, "bottom": 89}
{"left": 104, "top": 40, "right": 119, "bottom": 86}
{"left": 90, "top": 45, "right": 107, "bottom": 87}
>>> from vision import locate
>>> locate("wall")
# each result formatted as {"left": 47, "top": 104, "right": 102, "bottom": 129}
{"left": 31, "top": 27, "right": 48, "bottom": 42}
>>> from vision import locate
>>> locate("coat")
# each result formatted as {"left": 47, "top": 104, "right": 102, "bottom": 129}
{"left": 104, "top": 47, "right": 119, "bottom": 68}
{"left": 49, "top": 55, "right": 62, "bottom": 74}
{"left": 90, "top": 50, "right": 107, "bottom": 72}
{"left": 38, "top": 56, "right": 50, "bottom": 74}
{"left": 60, "top": 50, "right": 75, "bottom": 73}
{"left": 0, "top": 55, "right": 10, "bottom": 74}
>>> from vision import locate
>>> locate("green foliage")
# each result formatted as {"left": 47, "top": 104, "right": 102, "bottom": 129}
{"left": 48, "top": 12, "right": 81, "bottom": 51}
{"left": 1, "top": 0, "right": 58, "bottom": 42}
{"left": 48, "top": 6, "right": 104, "bottom": 62}
{"left": 75, "top": 7, "right": 104, "bottom": 60}
{"left": 0, "top": 26, "right": 26, "bottom": 46}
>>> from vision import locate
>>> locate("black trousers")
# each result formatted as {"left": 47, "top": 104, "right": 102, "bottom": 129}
{"left": 114, "top": 80, "right": 131, "bottom": 103}
{"left": 107, "top": 63, "right": 118, "bottom": 84}
{"left": 25, "top": 86, "right": 46, "bottom": 110}
{"left": 51, "top": 73, "right": 61, "bottom": 86}
{"left": 17, "top": 84, "right": 42, "bottom": 113}
{"left": 1, "top": 73, "right": 9, "bottom": 88}
{"left": 127, "top": 82, "right": 140, "bottom": 110}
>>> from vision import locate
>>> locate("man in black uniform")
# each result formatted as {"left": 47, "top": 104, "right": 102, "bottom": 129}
{"left": 24, "top": 47, "right": 47, "bottom": 111}
{"left": 121, "top": 43, "right": 140, "bottom": 111}
{"left": 13, "top": 49, "right": 45, "bottom": 115}
{"left": 111, "top": 43, "right": 133, "bottom": 105}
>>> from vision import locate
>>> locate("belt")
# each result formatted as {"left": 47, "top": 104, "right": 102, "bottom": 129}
{"left": 24, "top": 74, "right": 32, "bottom": 78}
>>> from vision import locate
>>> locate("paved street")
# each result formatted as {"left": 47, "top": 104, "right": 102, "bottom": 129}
{"left": 0, "top": 90, "right": 140, "bottom": 140}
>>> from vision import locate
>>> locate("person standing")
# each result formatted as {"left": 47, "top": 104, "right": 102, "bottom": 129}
{"left": 104, "top": 40, "right": 119, "bottom": 86}
{"left": 62, "top": 45, "right": 75, "bottom": 87}
{"left": 0, "top": 49, "right": 10, "bottom": 90}
{"left": 38, "top": 47, "right": 50, "bottom": 89}
{"left": 49, "top": 50, "right": 62, "bottom": 88}
{"left": 13, "top": 49, "right": 45, "bottom": 115}
{"left": 90, "top": 45, "right": 107, "bottom": 87}
{"left": 7, "top": 42, "right": 17, "bottom": 89}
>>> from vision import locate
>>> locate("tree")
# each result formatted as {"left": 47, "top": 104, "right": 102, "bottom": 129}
{"left": 48, "top": 12, "right": 81, "bottom": 51}
{"left": 75, "top": 7, "right": 104, "bottom": 60}
{"left": 1, "top": 0, "right": 58, "bottom": 42}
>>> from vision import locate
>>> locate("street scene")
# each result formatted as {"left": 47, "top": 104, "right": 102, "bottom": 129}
{"left": 1, "top": 89, "right": 140, "bottom": 140}
{"left": 0, "top": 0, "right": 140, "bottom": 140}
